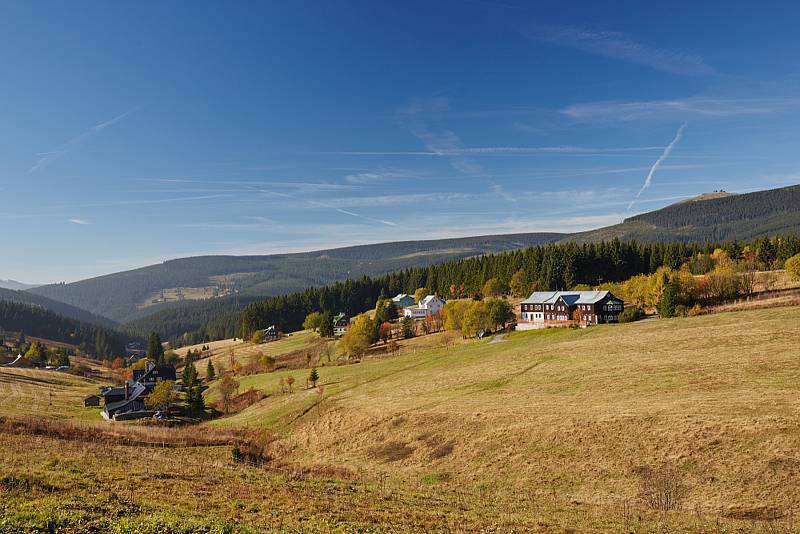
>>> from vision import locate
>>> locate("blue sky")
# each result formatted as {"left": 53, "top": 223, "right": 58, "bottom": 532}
{"left": 2, "top": 1, "right": 800, "bottom": 283}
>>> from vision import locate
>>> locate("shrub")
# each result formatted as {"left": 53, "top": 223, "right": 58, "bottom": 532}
{"left": 636, "top": 464, "right": 687, "bottom": 511}
{"left": 618, "top": 307, "right": 645, "bottom": 323}
{"left": 786, "top": 253, "right": 800, "bottom": 280}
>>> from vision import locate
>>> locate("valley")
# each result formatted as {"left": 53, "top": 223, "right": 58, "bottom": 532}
{"left": 1, "top": 306, "right": 799, "bottom": 531}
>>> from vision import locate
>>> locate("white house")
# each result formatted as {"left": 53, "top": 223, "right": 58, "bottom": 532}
{"left": 403, "top": 295, "right": 445, "bottom": 319}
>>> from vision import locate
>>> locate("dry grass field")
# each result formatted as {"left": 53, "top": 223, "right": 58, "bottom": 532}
{"left": 0, "top": 368, "right": 102, "bottom": 421}
{"left": 1, "top": 306, "right": 799, "bottom": 531}
{"left": 178, "top": 331, "right": 318, "bottom": 378}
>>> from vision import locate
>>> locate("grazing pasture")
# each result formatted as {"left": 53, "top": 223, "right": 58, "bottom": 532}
{"left": 1, "top": 306, "right": 799, "bottom": 532}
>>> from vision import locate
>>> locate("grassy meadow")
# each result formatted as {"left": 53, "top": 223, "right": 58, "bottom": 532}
{"left": 1, "top": 306, "right": 800, "bottom": 531}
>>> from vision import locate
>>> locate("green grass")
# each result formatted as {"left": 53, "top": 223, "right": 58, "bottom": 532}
{"left": 2, "top": 307, "right": 800, "bottom": 531}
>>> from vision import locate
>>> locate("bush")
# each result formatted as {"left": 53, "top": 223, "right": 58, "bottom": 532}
{"left": 618, "top": 307, "right": 645, "bottom": 323}
{"left": 786, "top": 253, "right": 800, "bottom": 280}
{"left": 636, "top": 464, "right": 687, "bottom": 512}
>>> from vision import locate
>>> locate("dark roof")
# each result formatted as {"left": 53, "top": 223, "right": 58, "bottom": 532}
{"left": 103, "top": 381, "right": 147, "bottom": 417}
{"left": 101, "top": 386, "right": 125, "bottom": 398}
{"left": 133, "top": 364, "right": 177, "bottom": 383}
{"left": 523, "top": 290, "right": 619, "bottom": 305}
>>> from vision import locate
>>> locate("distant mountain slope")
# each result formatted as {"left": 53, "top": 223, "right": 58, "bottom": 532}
{"left": 0, "top": 288, "right": 117, "bottom": 329}
{"left": 0, "top": 280, "right": 39, "bottom": 291}
{"left": 567, "top": 184, "right": 800, "bottom": 243}
{"left": 23, "top": 183, "right": 800, "bottom": 324}
{"left": 0, "top": 300, "right": 131, "bottom": 358}
{"left": 29, "top": 232, "right": 564, "bottom": 323}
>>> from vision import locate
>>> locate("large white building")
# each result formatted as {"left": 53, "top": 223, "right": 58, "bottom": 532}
{"left": 403, "top": 295, "right": 445, "bottom": 319}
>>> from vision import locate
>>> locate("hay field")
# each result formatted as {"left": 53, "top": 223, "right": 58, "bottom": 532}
{"left": 1, "top": 306, "right": 799, "bottom": 531}
{"left": 177, "top": 331, "right": 316, "bottom": 377}
{"left": 0, "top": 368, "right": 101, "bottom": 421}
{"left": 206, "top": 306, "right": 800, "bottom": 525}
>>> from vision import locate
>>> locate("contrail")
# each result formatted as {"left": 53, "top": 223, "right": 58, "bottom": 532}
{"left": 30, "top": 108, "right": 137, "bottom": 173}
{"left": 628, "top": 122, "right": 687, "bottom": 210}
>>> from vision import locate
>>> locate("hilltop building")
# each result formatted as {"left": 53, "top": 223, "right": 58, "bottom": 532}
{"left": 391, "top": 294, "right": 415, "bottom": 309}
{"left": 403, "top": 295, "right": 445, "bottom": 319}
{"left": 333, "top": 313, "right": 350, "bottom": 337}
{"left": 517, "top": 290, "right": 624, "bottom": 330}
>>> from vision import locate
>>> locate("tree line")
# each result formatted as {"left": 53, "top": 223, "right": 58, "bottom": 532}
{"left": 237, "top": 235, "right": 800, "bottom": 339}
{"left": 0, "top": 300, "right": 131, "bottom": 359}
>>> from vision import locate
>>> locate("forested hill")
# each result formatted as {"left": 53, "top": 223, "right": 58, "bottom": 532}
{"left": 24, "top": 182, "right": 800, "bottom": 325}
{"left": 29, "top": 232, "right": 564, "bottom": 323}
{"left": 126, "top": 234, "right": 800, "bottom": 346}
{"left": 0, "top": 300, "right": 132, "bottom": 359}
{"left": 0, "top": 288, "right": 117, "bottom": 329}
{"left": 568, "top": 184, "right": 800, "bottom": 243}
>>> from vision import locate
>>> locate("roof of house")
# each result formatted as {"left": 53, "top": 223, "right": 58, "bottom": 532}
{"left": 101, "top": 386, "right": 125, "bottom": 398}
{"left": 392, "top": 293, "right": 412, "bottom": 302}
{"left": 133, "top": 363, "right": 177, "bottom": 383}
{"left": 522, "top": 290, "right": 616, "bottom": 305}
{"left": 420, "top": 295, "right": 443, "bottom": 306}
{"left": 103, "top": 381, "right": 147, "bottom": 415}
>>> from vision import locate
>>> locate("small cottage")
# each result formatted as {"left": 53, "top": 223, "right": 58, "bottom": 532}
{"left": 333, "top": 313, "right": 350, "bottom": 337}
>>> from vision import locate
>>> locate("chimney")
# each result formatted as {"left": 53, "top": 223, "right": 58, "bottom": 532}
{"left": 124, "top": 382, "right": 130, "bottom": 400}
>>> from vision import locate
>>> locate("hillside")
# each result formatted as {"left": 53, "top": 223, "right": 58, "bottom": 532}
{"left": 569, "top": 183, "right": 800, "bottom": 243}
{"left": 0, "top": 280, "right": 39, "bottom": 291}
{"left": 0, "top": 300, "right": 132, "bottom": 359}
{"left": 29, "top": 233, "right": 563, "bottom": 323}
{"left": 2, "top": 307, "right": 799, "bottom": 531}
{"left": 0, "top": 287, "right": 117, "bottom": 329}
{"left": 24, "top": 183, "right": 800, "bottom": 327}
{"left": 208, "top": 308, "right": 800, "bottom": 527}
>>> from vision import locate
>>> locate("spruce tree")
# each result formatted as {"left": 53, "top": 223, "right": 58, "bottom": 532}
{"left": 147, "top": 332, "right": 164, "bottom": 363}
{"left": 206, "top": 359, "right": 216, "bottom": 380}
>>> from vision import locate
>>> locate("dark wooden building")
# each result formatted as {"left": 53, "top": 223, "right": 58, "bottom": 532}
{"left": 519, "top": 290, "right": 624, "bottom": 327}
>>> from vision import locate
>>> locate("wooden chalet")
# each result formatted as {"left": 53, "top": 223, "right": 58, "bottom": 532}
{"left": 518, "top": 290, "right": 624, "bottom": 329}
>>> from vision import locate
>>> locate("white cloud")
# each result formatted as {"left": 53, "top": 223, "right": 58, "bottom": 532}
{"left": 562, "top": 97, "right": 800, "bottom": 122}
{"left": 526, "top": 24, "right": 714, "bottom": 76}
{"left": 67, "top": 218, "right": 89, "bottom": 225}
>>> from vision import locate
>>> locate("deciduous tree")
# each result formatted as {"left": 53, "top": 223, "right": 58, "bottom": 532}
{"left": 481, "top": 278, "right": 505, "bottom": 298}
{"left": 250, "top": 330, "right": 264, "bottom": 344}
{"left": 413, "top": 287, "right": 429, "bottom": 303}
{"left": 303, "top": 311, "right": 322, "bottom": 332}
{"left": 218, "top": 373, "right": 239, "bottom": 414}
{"left": 786, "top": 253, "right": 800, "bottom": 280}
{"left": 145, "top": 380, "right": 177, "bottom": 411}
{"left": 510, "top": 269, "right": 527, "bottom": 298}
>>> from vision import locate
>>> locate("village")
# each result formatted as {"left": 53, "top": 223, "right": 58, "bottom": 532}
{"left": 69, "top": 285, "right": 625, "bottom": 422}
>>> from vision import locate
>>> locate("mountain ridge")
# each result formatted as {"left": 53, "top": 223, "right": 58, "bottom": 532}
{"left": 23, "top": 183, "right": 800, "bottom": 324}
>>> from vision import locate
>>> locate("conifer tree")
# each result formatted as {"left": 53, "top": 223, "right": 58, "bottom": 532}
{"left": 206, "top": 359, "right": 216, "bottom": 380}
